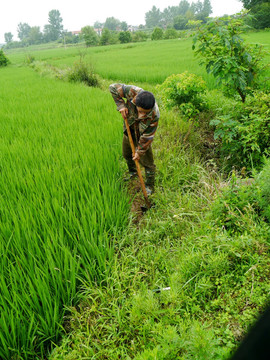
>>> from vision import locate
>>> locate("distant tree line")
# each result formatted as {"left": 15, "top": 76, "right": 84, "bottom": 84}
{"left": 3, "top": 0, "right": 269, "bottom": 49}
{"left": 145, "top": 0, "right": 213, "bottom": 30}
{"left": 4, "top": 10, "right": 67, "bottom": 48}
{"left": 240, "top": 0, "right": 270, "bottom": 28}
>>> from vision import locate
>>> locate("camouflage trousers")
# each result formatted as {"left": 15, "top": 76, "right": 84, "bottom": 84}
{"left": 122, "top": 134, "right": 156, "bottom": 188}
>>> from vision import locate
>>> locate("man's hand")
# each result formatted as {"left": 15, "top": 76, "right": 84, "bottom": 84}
{"left": 119, "top": 107, "right": 128, "bottom": 119}
{"left": 132, "top": 152, "right": 140, "bottom": 161}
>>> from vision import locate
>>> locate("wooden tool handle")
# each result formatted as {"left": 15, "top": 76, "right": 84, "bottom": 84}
{"left": 124, "top": 117, "right": 151, "bottom": 209}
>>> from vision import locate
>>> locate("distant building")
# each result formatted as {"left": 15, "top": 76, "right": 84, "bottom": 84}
{"left": 94, "top": 28, "right": 103, "bottom": 36}
{"left": 71, "top": 30, "right": 82, "bottom": 36}
{"left": 128, "top": 25, "right": 139, "bottom": 32}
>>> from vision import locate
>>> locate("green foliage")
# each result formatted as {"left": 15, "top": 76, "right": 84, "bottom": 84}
{"left": 17, "top": 22, "right": 31, "bottom": 41}
{"left": 44, "top": 9, "right": 63, "bottom": 42}
{"left": 4, "top": 32, "right": 13, "bottom": 43}
{"left": 164, "top": 28, "right": 179, "bottom": 39}
{"left": 240, "top": 0, "right": 268, "bottom": 10}
{"left": 67, "top": 60, "right": 99, "bottom": 87}
{"left": 81, "top": 26, "right": 99, "bottom": 47}
{"left": 157, "top": 71, "right": 207, "bottom": 118}
{"left": 250, "top": 3, "right": 270, "bottom": 29}
{"left": 25, "top": 54, "right": 35, "bottom": 64}
{"left": 210, "top": 91, "right": 270, "bottom": 169}
{"left": 151, "top": 27, "right": 164, "bottom": 40}
{"left": 192, "top": 12, "right": 266, "bottom": 102}
{"left": 210, "top": 174, "right": 259, "bottom": 234}
{"left": 173, "top": 15, "right": 189, "bottom": 29}
{"left": 256, "top": 159, "right": 270, "bottom": 221}
{"left": 145, "top": 6, "right": 162, "bottom": 28}
{"left": 104, "top": 16, "right": 121, "bottom": 31}
{"left": 119, "top": 31, "right": 132, "bottom": 44}
{"left": 0, "top": 50, "right": 10, "bottom": 67}
{"left": 132, "top": 31, "right": 148, "bottom": 42}
{"left": 50, "top": 106, "right": 270, "bottom": 359}
{"left": 100, "top": 28, "right": 113, "bottom": 45}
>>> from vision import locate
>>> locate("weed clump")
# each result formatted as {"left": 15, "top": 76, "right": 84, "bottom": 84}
{"left": 256, "top": 159, "right": 270, "bottom": 222}
{"left": 67, "top": 60, "right": 99, "bottom": 87}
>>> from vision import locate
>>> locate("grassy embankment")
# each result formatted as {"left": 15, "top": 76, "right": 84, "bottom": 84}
{"left": 2, "top": 32, "right": 270, "bottom": 359}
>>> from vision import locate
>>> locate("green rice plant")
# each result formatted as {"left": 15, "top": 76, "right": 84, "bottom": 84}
{"left": 0, "top": 66, "right": 129, "bottom": 359}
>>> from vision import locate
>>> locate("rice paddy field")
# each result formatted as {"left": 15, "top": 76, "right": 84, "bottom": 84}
{"left": 1, "top": 30, "right": 270, "bottom": 359}
{"left": 0, "top": 67, "right": 130, "bottom": 358}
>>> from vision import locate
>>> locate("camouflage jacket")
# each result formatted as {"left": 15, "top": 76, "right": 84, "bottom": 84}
{"left": 109, "top": 83, "right": 159, "bottom": 156}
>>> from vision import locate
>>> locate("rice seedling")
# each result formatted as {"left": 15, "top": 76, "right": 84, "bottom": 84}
{"left": 0, "top": 66, "right": 129, "bottom": 359}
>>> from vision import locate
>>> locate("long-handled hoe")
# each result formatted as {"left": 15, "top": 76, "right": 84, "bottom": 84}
{"left": 124, "top": 117, "right": 151, "bottom": 211}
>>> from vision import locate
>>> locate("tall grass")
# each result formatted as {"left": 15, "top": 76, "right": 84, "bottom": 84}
{"left": 0, "top": 66, "right": 129, "bottom": 358}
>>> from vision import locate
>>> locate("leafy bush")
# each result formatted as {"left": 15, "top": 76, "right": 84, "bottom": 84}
{"left": 210, "top": 91, "right": 270, "bottom": 170}
{"left": 209, "top": 174, "right": 259, "bottom": 234}
{"left": 132, "top": 31, "right": 148, "bottom": 42}
{"left": 157, "top": 71, "right": 207, "bottom": 118}
{"left": 119, "top": 31, "right": 132, "bottom": 44}
{"left": 151, "top": 27, "right": 164, "bottom": 40}
{"left": 0, "top": 49, "right": 10, "bottom": 67}
{"left": 68, "top": 60, "right": 99, "bottom": 87}
{"left": 164, "top": 28, "right": 179, "bottom": 39}
{"left": 256, "top": 159, "right": 270, "bottom": 222}
{"left": 192, "top": 12, "right": 266, "bottom": 102}
{"left": 25, "top": 54, "right": 35, "bottom": 64}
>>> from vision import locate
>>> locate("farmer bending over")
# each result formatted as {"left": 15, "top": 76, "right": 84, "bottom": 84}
{"left": 109, "top": 83, "right": 159, "bottom": 195}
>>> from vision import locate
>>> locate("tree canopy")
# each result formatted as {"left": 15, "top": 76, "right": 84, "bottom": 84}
{"left": 44, "top": 10, "right": 63, "bottom": 42}
{"left": 240, "top": 0, "right": 269, "bottom": 9}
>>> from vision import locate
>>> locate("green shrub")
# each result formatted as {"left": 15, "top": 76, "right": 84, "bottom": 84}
{"left": 119, "top": 31, "right": 132, "bottom": 44}
{"left": 25, "top": 54, "right": 35, "bottom": 64}
{"left": 0, "top": 49, "right": 10, "bottom": 67}
{"left": 209, "top": 173, "right": 259, "bottom": 234}
{"left": 68, "top": 61, "right": 99, "bottom": 87}
{"left": 132, "top": 31, "right": 148, "bottom": 42}
{"left": 164, "top": 28, "right": 179, "bottom": 39}
{"left": 256, "top": 159, "right": 270, "bottom": 222}
{"left": 192, "top": 13, "right": 266, "bottom": 103}
{"left": 157, "top": 72, "right": 207, "bottom": 119}
{"left": 210, "top": 91, "right": 270, "bottom": 170}
{"left": 151, "top": 27, "right": 164, "bottom": 40}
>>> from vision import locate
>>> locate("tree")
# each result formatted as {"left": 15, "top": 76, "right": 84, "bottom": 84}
{"left": 121, "top": 21, "right": 128, "bottom": 31}
{"left": 4, "top": 32, "right": 13, "bottom": 44}
{"left": 44, "top": 9, "right": 63, "bottom": 42}
{"left": 100, "top": 28, "right": 112, "bottom": 45}
{"left": 17, "top": 22, "right": 31, "bottom": 41}
{"left": 250, "top": 2, "right": 270, "bottom": 28}
{"left": 240, "top": 0, "right": 268, "bottom": 9}
{"left": 192, "top": 13, "right": 265, "bottom": 102}
{"left": 119, "top": 31, "right": 132, "bottom": 43}
{"left": 174, "top": 15, "right": 189, "bottom": 29}
{"left": 81, "top": 26, "right": 99, "bottom": 46}
{"left": 28, "top": 27, "right": 43, "bottom": 45}
{"left": 104, "top": 17, "right": 120, "bottom": 31}
{"left": 145, "top": 6, "right": 162, "bottom": 28}
{"left": 162, "top": 6, "right": 181, "bottom": 26}
{"left": 190, "top": 0, "right": 212, "bottom": 22}
{"left": 178, "top": 0, "right": 191, "bottom": 15}
{"left": 151, "top": 27, "right": 163, "bottom": 40}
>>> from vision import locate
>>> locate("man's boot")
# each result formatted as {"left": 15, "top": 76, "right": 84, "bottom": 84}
{"left": 145, "top": 169, "right": 155, "bottom": 195}
{"left": 124, "top": 162, "right": 137, "bottom": 181}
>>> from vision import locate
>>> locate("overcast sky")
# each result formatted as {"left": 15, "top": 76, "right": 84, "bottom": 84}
{"left": 0, "top": 0, "right": 243, "bottom": 43}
